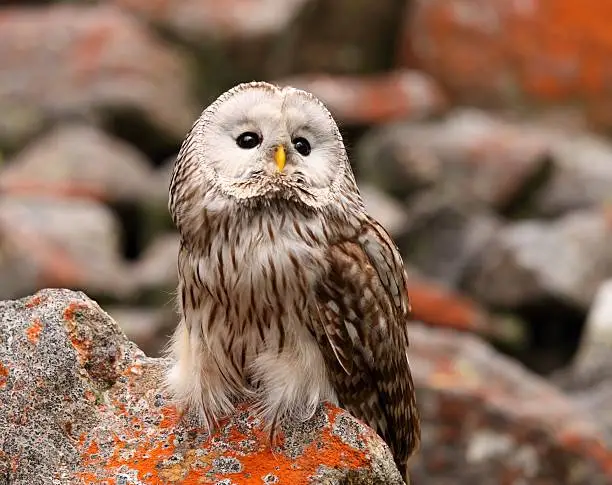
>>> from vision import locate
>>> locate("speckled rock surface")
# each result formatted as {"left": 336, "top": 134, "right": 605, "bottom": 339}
{"left": 408, "top": 323, "right": 612, "bottom": 484}
{"left": 0, "top": 289, "right": 404, "bottom": 484}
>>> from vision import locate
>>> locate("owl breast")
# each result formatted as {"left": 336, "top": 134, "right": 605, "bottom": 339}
{"left": 170, "top": 207, "right": 338, "bottom": 429}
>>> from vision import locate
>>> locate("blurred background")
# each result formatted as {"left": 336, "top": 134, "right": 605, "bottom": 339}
{"left": 1, "top": 0, "right": 612, "bottom": 483}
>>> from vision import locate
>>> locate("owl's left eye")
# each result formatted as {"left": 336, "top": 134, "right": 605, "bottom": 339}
{"left": 293, "top": 137, "right": 311, "bottom": 156}
{"left": 236, "top": 132, "right": 261, "bottom": 149}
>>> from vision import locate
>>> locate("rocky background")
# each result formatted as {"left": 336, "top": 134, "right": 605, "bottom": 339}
{"left": 2, "top": 0, "right": 612, "bottom": 482}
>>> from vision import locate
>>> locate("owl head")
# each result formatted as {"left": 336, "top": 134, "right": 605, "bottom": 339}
{"left": 170, "top": 82, "right": 362, "bottom": 225}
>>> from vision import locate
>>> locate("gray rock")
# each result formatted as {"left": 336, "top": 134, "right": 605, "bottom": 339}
{"left": 112, "top": 0, "right": 311, "bottom": 43}
{"left": 0, "top": 289, "right": 404, "bottom": 484}
{"left": 0, "top": 4, "right": 196, "bottom": 150}
{"left": 554, "top": 280, "right": 612, "bottom": 447}
{"left": 355, "top": 110, "right": 552, "bottom": 208}
{"left": 532, "top": 130, "right": 612, "bottom": 216}
{"left": 463, "top": 210, "right": 612, "bottom": 310}
{"left": 400, "top": 191, "right": 501, "bottom": 288}
{"left": 0, "top": 195, "right": 130, "bottom": 301}
{"left": 0, "top": 124, "right": 155, "bottom": 204}
{"left": 128, "top": 233, "right": 180, "bottom": 300}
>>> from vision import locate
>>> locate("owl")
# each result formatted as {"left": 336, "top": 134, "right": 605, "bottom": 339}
{"left": 167, "top": 81, "right": 420, "bottom": 479}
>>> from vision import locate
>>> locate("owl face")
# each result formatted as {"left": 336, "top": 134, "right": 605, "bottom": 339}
{"left": 196, "top": 82, "right": 349, "bottom": 206}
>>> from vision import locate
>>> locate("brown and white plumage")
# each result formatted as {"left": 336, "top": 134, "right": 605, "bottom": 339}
{"left": 167, "top": 81, "right": 420, "bottom": 479}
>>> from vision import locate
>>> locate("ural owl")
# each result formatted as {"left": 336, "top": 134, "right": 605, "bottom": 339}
{"left": 167, "top": 81, "right": 420, "bottom": 479}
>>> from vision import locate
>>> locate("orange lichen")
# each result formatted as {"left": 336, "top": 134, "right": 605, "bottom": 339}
{"left": 557, "top": 432, "right": 612, "bottom": 475}
{"left": 64, "top": 303, "right": 93, "bottom": 364}
{"left": 25, "top": 294, "right": 46, "bottom": 308}
{"left": 76, "top": 403, "right": 372, "bottom": 484}
{"left": 26, "top": 319, "right": 43, "bottom": 345}
{"left": 409, "top": 281, "right": 487, "bottom": 333}
{"left": 0, "top": 363, "right": 8, "bottom": 389}
{"left": 403, "top": 0, "right": 612, "bottom": 124}
{"left": 0, "top": 180, "right": 107, "bottom": 202}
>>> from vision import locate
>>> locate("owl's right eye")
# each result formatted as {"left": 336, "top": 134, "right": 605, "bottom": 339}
{"left": 236, "top": 132, "right": 261, "bottom": 149}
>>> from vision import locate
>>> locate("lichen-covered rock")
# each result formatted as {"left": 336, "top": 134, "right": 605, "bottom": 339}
{"left": 0, "top": 196, "right": 130, "bottom": 301}
{"left": 401, "top": 0, "right": 612, "bottom": 129}
{"left": 277, "top": 70, "right": 447, "bottom": 125}
{"left": 0, "top": 124, "right": 155, "bottom": 204}
{"left": 0, "top": 4, "right": 196, "bottom": 151}
{"left": 408, "top": 323, "right": 612, "bottom": 484}
{"left": 0, "top": 289, "right": 405, "bottom": 484}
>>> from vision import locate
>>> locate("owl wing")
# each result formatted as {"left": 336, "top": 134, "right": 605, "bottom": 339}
{"left": 313, "top": 216, "right": 421, "bottom": 474}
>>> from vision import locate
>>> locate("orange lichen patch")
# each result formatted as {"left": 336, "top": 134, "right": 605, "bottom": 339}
{"left": 64, "top": 303, "right": 94, "bottom": 363}
{"left": 25, "top": 294, "right": 47, "bottom": 308}
{"left": 557, "top": 432, "right": 612, "bottom": 475}
{"left": 0, "top": 180, "right": 107, "bottom": 202}
{"left": 8, "top": 226, "right": 83, "bottom": 289}
{"left": 26, "top": 319, "right": 43, "bottom": 345}
{"left": 403, "top": 0, "right": 612, "bottom": 124}
{"left": 0, "top": 362, "right": 9, "bottom": 389}
{"left": 76, "top": 403, "right": 373, "bottom": 484}
{"left": 279, "top": 71, "right": 446, "bottom": 125}
{"left": 408, "top": 281, "right": 488, "bottom": 333}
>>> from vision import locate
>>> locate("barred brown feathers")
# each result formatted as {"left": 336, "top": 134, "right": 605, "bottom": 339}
{"left": 166, "top": 81, "right": 420, "bottom": 481}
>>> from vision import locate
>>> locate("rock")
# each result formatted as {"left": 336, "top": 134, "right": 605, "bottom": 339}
{"left": 0, "top": 195, "right": 130, "bottom": 301}
{"left": 0, "top": 124, "right": 155, "bottom": 204}
{"left": 408, "top": 323, "right": 612, "bottom": 484}
{"left": 400, "top": 191, "right": 502, "bottom": 288}
{"left": 531, "top": 131, "right": 612, "bottom": 216}
{"left": 463, "top": 209, "right": 612, "bottom": 310}
{"left": 277, "top": 70, "right": 447, "bottom": 125}
{"left": 401, "top": 0, "right": 612, "bottom": 129}
{"left": 553, "top": 280, "right": 612, "bottom": 447}
{"left": 355, "top": 110, "right": 552, "bottom": 211}
{"left": 572, "top": 279, "right": 612, "bottom": 380}
{"left": 0, "top": 289, "right": 405, "bottom": 484}
{"left": 408, "top": 278, "right": 490, "bottom": 335}
{"left": 128, "top": 233, "right": 180, "bottom": 301}
{"left": 112, "top": 0, "right": 311, "bottom": 43}
{"left": 0, "top": 4, "right": 196, "bottom": 151}
{"left": 106, "top": 305, "right": 177, "bottom": 358}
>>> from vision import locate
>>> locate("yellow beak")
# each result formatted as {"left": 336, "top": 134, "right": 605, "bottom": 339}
{"left": 274, "top": 145, "right": 286, "bottom": 172}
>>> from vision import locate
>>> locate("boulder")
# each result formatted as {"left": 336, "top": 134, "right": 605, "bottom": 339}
{"left": 0, "top": 196, "right": 130, "bottom": 302}
{"left": 112, "top": 0, "right": 311, "bottom": 43}
{"left": 531, "top": 131, "right": 612, "bottom": 217}
{"left": 400, "top": 191, "right": 502, "bottom": 288}
{"left": 0, "top": 124, "right": 155, "bottom": 204}
{"left": 556, "top": 279, "right": 612, "bottom": 447}
{"left": 463, "top": 208, "right": 612, "bottom": 310}
{"left": 277, "top": 70, "right": 447, "bottom": 126}
{"left": 0, "top": 4, "right": 196, "bottom": 151}
{"left": 0, "top": 289, "right": 405, "bottom": 484}
{"left": 408, "top": 322, "right": 612, "bottom": 484}
{"left": 355, "top": 110, "right": 552, "bottom": 211}
{"left": 401, "top": 0, "right": 612, "bottom": 129}
{"left": 128, "top": 233, "right": 180, "bottom": 301}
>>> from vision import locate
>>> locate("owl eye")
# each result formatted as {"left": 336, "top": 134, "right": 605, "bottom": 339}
{"left": 236, "top": 132, "right": 261, "bottom": 149}
{"left": 293, "top": 137, "right": 311, "bottom": 156}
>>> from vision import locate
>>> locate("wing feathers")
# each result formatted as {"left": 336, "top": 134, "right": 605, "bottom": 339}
{"left": 313, "top": 217, "right": 420, "bottom": 476}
